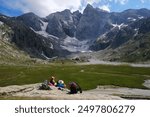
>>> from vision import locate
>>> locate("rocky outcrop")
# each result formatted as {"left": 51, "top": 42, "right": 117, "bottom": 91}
{"left": 0, "top": 84, "right": 122, "bottom": 100}
{"left": 1, "top": 82, "right": 150, "bottom": 100}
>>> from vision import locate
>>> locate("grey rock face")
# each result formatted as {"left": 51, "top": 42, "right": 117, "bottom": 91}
{"left": 76, "top": 4, "right": 111, "bottom": 40}
{"left": 110, "top": 8, "right": 150, "bottom": 25}
{"left": 46, "top": 9, "right": 79, "bottom": 38}
{"left": 72, "top": 10, "right": 82, "bottom": 26}
{"left": 76, "top": 6, "right": 150, "bottom": 41}
{"left": 0, "top": 15, "right": 70, "bottom": 59}
{"left": 90, "top": 16, "right": 150, "bottom": 51}
{"left": 17, "top": 12, "right": 42, "bottom": 31}
{"left": 89, "top": 8, "right": 150, "bottom": 51}
{"left": 46, "top": 16, "right": 66, "bottom": 38}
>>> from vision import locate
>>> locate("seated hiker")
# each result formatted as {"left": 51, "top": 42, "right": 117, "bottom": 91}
{"left": 68, "top": 82, "right": 82, "bottom": 94}
{"left": 56, "top": 80, "right": 66, "bottom": 90}
{"left": 49, "top": 76, "right": 57, "bottom": 86}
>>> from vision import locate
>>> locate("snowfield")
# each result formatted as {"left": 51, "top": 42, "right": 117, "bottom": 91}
{"left": 61, "top": 36, "right": 90, "bottom": 52}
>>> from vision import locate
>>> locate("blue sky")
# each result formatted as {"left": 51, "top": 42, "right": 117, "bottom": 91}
{"left": 0, "top": 0, "right": 150, "bottom": 17}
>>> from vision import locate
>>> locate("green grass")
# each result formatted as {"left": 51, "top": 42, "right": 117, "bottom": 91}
{"left": 0, "top": 64, "right": 150, "bottom": 90}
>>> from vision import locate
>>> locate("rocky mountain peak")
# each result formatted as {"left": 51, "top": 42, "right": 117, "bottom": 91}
{"left": 73, "top": 10, "right": 81, "bottom": 15}
{"left": 85, "top": 4, "right": 94, "bottom": 10}
{"left": 17, "top": 12, "right": 42, "bottom": 31}
{"left": 46, "top": 9, "right": 79, "bottom": 38}
{"left": 21, "top": 12, "right": 36, "bottom": 16}
{"left": 46, "top": 9, "right": 72, "bottom": 21}
{"left": 83, "top": 4, "right": 96, "bottom": 15}
{"left": 61, "top": 9, "right": 71, "bottom": 15}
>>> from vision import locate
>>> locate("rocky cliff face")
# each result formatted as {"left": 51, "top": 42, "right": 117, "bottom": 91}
{"left": 0, "top": 14, "right": 70, "bottom": 60}
{"left": 90, "top": 17, "right": 150, "bottom": 62}
{"left": 90, "top": 8, "right": 150, "bottom": 51}
{"left": 17, "top": 12, "right": 42, "bottom": 31}
{"left": 76, "top": 4, "right": 111, "bottom": 40}
{"left": 0, "top": 18, "right": 35, "bottom": 64}
{"left": 46, "top": 9, "right": 81, "bottom": 39}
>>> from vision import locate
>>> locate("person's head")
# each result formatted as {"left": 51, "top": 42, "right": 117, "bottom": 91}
{"left": 58, "top": 80, "right": 64, "bottom": 84}
{"left": 51, "top": 76, "right": 55, "bottom": 79}
{"left": 50, "top": 76, "right": 55, "bottom": 80}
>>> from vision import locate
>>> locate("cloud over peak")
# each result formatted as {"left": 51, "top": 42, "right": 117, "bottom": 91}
{"left": 2, "top": 0, "right": 82, "bottom": 16}
{"left": 114, "top": 0, "right": 128, "bottom": 5}
{"left": 1, "top": 0, "right": 150, "bottom": 17}
{"left": 99, "top": 5, "right": 110, "bottom": 12}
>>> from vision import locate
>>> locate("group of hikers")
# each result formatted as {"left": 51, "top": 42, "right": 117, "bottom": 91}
{"left": 39, "top": 76, "right": 82, "bottom": 94}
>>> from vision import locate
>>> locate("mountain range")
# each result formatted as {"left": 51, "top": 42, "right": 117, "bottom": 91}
{"left": 0, "top": 4, "right": 150, "bottom": 62}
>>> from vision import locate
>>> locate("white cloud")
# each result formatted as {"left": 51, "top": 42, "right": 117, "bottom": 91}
{"left": 1, "top": 0, "right": 138, "bottom": 17}
{"left": 140, "top": 0, "right": 150, "bottom": 3}
{"left": 2, "top": 0, "right": 82, "bottom": 17}
{"left": 140, "top": 0, "right": 145, "bottom": 3}
{"left": 114, "top": 0, "right": 128, "bottom": 5}
{"left": 86, "top": 0, "right": 100, "bottom": 4}
{"left": 99, "top": 5, "right": 110, "bottom": 12}
{"left": 2, "top": 0, "right": 106, "bottom": 17}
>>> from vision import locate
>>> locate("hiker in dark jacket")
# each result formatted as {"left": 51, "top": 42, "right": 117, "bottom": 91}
{"left": 49, "top": 76, "right": 57, "bottom": 86}
{"left": 68, "top": 82, "right": 82, "bottom": 94}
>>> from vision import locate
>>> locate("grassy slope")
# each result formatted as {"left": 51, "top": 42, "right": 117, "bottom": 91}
{"left": 118, "top": 33, "right": 150, "bottom": 62}
{"left": 0, "top": 23, "right": 31, "bottom": 65}
{"left": 0, "top": 22, "right": 46, "bottom": 65}
{"left": 0, "top": 64, "right": 150, "bottom": 90}
{"left": 0, "top": 39, "right": 34, "bottom": 64}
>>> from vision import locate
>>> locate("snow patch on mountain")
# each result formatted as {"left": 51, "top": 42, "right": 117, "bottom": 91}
{"left": 35, "top": 20, "right": 49, "bottom": 37}
{"left": 36, "top": 30, "right": 49, "bottom": 37}
{"left": 50, "top": 43, "right": 54, "bottom": 49}
{"left": 0, "top": 21, "right": 4, "bottom": 25}
{"left": 127, "top": 17, "right": 137, "bottom": 21}
{"left": 134, "top": 28, "right": 139, "bottom": 36}
{"left": 138, "top": 16, "right": 144, "bottom": 19}
{"left": 34, "top": 20, "right": 59, "bottom": 40}
{"left": 111, "top": 23, "right": 128, "bottom": 30}
{"left": 40, "top": 20, "right": 48, "bottom": 31}
{"left": 61, "top": 36, "right": 90, "bottom": 52}
{"left": 41, "top": 51, "right": 50, "bottom": 59}
{"left": 97, "top": 33, "right": 108, "bottom": 43}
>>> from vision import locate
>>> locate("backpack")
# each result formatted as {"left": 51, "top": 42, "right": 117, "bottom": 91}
{"left": 69, "top": 82, "right": 82, "bottom": 94}
{"left": 39, "top": 80, "right": 51, "bottom": 90}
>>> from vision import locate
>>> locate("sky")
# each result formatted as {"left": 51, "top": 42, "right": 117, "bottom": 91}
{"left": 0, "top": 0, "right": 150, "bottom": 17}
